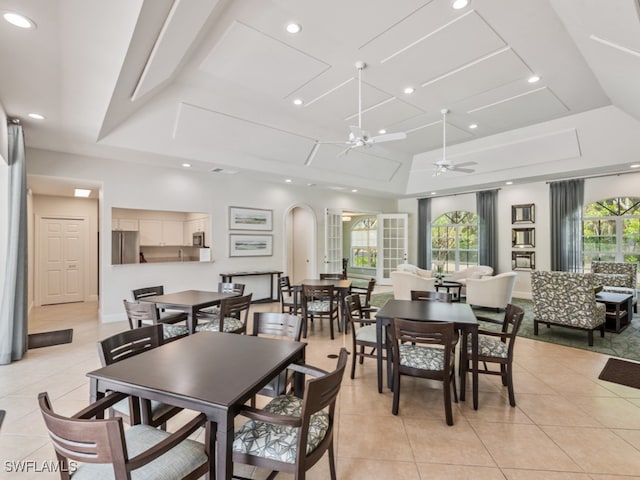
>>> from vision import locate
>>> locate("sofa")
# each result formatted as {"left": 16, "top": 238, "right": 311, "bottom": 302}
{"left": 465, "top": 272, "right": 517, "bottom": 310}
{"left": 591, "top": 261, "right": 637, "bottom": 313}
{"left": 531, "top": 271, "right": 606, "bottom": 346}
{"left": 446, "top": 265, "right": 494, "bottom": 294}
{"left": 391, "top": 265, "right": 436, "bottom": 300}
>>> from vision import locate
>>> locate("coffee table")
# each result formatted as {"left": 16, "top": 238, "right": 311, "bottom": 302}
{"left": 596, "top": 291, "right": 633, "bottom": 333}
{"left": 435, "top": 280, "right": 463, "bottom": 301}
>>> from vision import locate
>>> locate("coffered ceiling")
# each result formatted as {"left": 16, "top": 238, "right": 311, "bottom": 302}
{"left": 1, "top": 0, "right": 640, "bottom": 197}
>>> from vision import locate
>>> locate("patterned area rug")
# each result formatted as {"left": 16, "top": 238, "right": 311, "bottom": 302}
{"left": 370, "top": 293, "right": 640, "bottom": 362}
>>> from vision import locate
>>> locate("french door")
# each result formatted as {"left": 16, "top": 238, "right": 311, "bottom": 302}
{"left": 376, "top": 213, "right": 408, "bottom": 285}
{"left": 324, "top": 208, "right": 343, "bottom": 274}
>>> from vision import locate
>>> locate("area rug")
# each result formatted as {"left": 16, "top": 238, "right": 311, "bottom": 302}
{"left": 598, "top": 358, "right": 640, "bottom": 389}
{"left": 27, "top": 329, "right": 73, "bottom": 349}
{"left": 370, "top": 293, "right": 640, "bottom": 362}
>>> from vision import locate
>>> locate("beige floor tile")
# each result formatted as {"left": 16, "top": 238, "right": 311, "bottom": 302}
{"left": 502, "top": 469, "right": 590, "bottom": 479}
{"left": 416, "top": 463, "right": 509, "bottom": 480}
{"left": 338, "top": 413, "right": 413, "bottom": 461}
{"left": 543, "top": 425, "right": 640, "bottom": 476}
{"left": 404, "top": 417, "right": 496, "bottom": 466}
{"left": 339, "top": 458, "right": 420, "bottom": 480}
{"left": 570, "top": 396, "right": 640, "bottom": 429}
{"left": 471, "top": 422, "right": 580, "bottom": 471}
{"left": 613, "top": 428, "right": 640, "bottom": 450}
{"left": 515, "top": 393, "right": 603, "bottom": 427}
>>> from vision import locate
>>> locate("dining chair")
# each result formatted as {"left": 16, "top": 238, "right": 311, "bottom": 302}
{"left": 131, "top": 285, "right": 188, "bottom": 325}
{"left": 123, "top": 299, "right": 188, "bottom": 341}
{"left": 343, "top": 294, "right": 386, "bottom": 379}
{"left": 464, "top": 304, "right": 524, "bottom": 406}
{"left": 301, "top": 284, "right": 339, "bottom": 340}
{"left": 232, "top": 348, "right": 348, "bottom": 480}
{"left": 38, "top": 391, "right": 208, "bottom": 480}
{"left": 278, "top": 275, "right": 300, "bottom": 314}
{"left": 197, "top": 282, "right": 246, "bottom": 318}
{"left": 195, "top": 293, "right": 252, "bottom": 333}
{"left": 319, "top": 273, "right": 346, "bottom": 280}
{"left": 349, "top": 277, "right": 378, "bottom": 318}
{"left": 390, "top": 318, "right": 458, "bottom": 425}
{"left": 410, "top": 290, "right": 453, "bottom": 302}
{"left": 97, "top": 324, "right": 183, "bottom": 429}
{"left": 250, "top": 312, "right": 302, "bottom": 405}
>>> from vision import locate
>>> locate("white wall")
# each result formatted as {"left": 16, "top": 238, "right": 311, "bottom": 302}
{"left": 26, "top": 148, "right": 397, "bottom": 321}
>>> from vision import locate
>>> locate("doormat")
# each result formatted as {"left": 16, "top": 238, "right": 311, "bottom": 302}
{"left": 598, "top": 357, "right": 640, "bottom": 389}
{"left": 28, "top": 329, "right": 73, "bottom": 349}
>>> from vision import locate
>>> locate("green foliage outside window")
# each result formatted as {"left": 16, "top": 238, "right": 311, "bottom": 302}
{"left": 431, "top": 211, "right": 478, "bottom": 273}
{"left": 351, "top": 217, "right": 377, "bottom": 268}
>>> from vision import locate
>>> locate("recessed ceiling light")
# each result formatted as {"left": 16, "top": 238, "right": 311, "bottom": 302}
{"left": 285, "top": 179, "right": 292, "bottom": 183}
{"left": 469, "top": 123, "right": 478, "bottom": 129}
{"left": 293, "top": 98, "right": 303, "bottom": 106}
{"left": 3, "top": 12, "right": 35, "bottom": 29}
{"left": 182, "top": 163, "right": 191, "bottom": 168}
{"left": 505, "top": 181, "right": 513, "bottom": 185}
{"left": 307, "top": 183, "right": 316, "bottom": 187}
{"left": 28, "top": 113, "right": 45, "bottom": 120}
{"left": 378, "top": 129, "right": 387, "bottom": 134}
{"left": 452, "top": 0, "right": 469, "bottom": 10}
{"left": 528, "top": 75, "right": 541, "bottom": 83}
{"left": 351, "top": 189, "right": 358, "bottom": 193}
{"left": 403, "top": 87, "right": 415, "bottom": 95}
{"left": 74, "top": 188, "right": 91, "bottom": 198}
{"left": 285, "top": 23, "right": 301, "bottom": 34}
{"left": 431, "top": 192, "right": 437, "bottom": 195}
{"left": 630, "top": 164, "right": 640, "bottom": 169}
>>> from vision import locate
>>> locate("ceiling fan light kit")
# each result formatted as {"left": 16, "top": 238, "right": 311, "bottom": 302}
{"left": 432, "top": 108, "right": 476, "bottom": 176}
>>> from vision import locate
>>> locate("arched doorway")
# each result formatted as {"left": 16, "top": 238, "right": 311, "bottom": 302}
{"left": 283, "top": 204, "right": 317, "bottom": 283}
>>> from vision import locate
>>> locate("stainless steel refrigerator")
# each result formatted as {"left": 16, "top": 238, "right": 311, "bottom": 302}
{"left": 112, "top": 231, "right": 140, "bottom": 264}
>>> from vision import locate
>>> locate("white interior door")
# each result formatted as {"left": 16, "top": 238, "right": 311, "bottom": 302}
{"left": 324, "top": 208, "right": 343, "bottom": 274}
{"left": 39, "top": 217, "right": 85, "bottom": 305}
{"left": 377, "top": 213, "right": 408, "bottom": 285}
{"left": 290, "top": 206, "right": 315, "bottom": 283}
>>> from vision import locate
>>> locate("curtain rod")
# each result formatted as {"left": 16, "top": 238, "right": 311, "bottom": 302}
{"left": 546, "top": 169, "right": 639, "bottom": 184}
{"left": 418, "top": 187, "right": 501, "bottom": 200}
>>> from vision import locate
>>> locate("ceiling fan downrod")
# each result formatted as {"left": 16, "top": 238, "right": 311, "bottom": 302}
{"left": 441, "top": 108, "right": 449, "bottom": 164}
{"left": 355, "top": 61, "right": 366, "bottom": 131}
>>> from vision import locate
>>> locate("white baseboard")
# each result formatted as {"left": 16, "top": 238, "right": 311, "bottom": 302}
{"left": 512, "top": 290, "right": 532, "bottom": 300}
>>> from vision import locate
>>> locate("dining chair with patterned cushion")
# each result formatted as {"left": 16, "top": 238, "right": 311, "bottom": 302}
{"left": 343, "top": 294, "right": 386, "bottom": 380}
{"left": 97, "top": 324, "right": 183, "bottom": 429}
{"left": 232, "top": 348, "right": 347, "bottom": 480}
{"left": 251, "top": 312, "right": 302, "bottom": 405}
{"left": 132, "top": 286, "right": 188, "bottom": 325}
{"left": 390, "top": 318, "right": 458, "bottom": 425}
{"left": 38, "top": 391, "right": 208, "bottom": 480}
{"left": 197, "top": 282, "right": 245, "bottom": 318}
{"left": 410, "top": 290, "right": 453, "bottom": 302}
{"left": 195, "top": 293, "right": 252, "bottom": 334}
{"left": 279, "top": 276, "right": 300, "bottom": 314}
{"left": 123, "top": 299, "right": 188, "bottom": 342}
{"left": 301, "top": 284, "right": 339, "bottom": 340}
{"left": 464, "top": 304, "right": 524, "bottom": 407}
{"left": 349, "top": 277, "right": 378, "bottom": 318}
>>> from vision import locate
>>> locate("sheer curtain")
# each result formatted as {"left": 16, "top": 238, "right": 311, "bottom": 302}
{"left": 417, "top": 197, "right": 431, "bottom": 269}
{"left": 0, "top": 122, "right": 28, "bottom": 364}
{"left": 476, "top": 189, "right": 498, "bottom": 272}
{"left": 550, "top": 179, "right": 584, "bottom": 272}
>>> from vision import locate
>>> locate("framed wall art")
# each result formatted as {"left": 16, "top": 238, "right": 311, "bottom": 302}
{"left": 229, "top": 206, "right": 273, "bottom": 231}
{"left": 512, "top": 251, "right": 535, "bottom": 270}
{"left": 511, "top": 204, "right": 535, "bottom": 224}
{"left": 229, "top": 234, "right": 273, "bottom": 257}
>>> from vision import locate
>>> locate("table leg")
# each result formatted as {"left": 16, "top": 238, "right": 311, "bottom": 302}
{"left": 376, "top": 320, "right": 383, "bottom": 393}
{"left": 459, "top": 325, "right": 478, "bottom": 409}
{"left": 471, "top": 325, "right": 478, "bottom": 410}
{"left": 189, "top": 306, "right": 197, "bottom": 334}
{"left": 216, "top": 414, "right": 234, "bottom": 480}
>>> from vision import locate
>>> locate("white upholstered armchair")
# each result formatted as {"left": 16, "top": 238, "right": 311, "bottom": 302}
{"left": 465, "top": 272, "right": 517, "bottom": 310}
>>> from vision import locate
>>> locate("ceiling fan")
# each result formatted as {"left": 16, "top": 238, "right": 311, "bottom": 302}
{"left": 433, "top": 109, "right": 476, "bottom": 176}
{"left": 305, "top": 61, "right": 407, "bottom": 165}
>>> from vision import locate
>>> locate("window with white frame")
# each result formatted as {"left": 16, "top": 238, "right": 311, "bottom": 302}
{"left": 582, "top": 197, "right": 640, "bottom": 270}
{"left": 351, "top": 217, "right": 377, "bottom": 268}
{"left": 431, "top": 211, "right": 478, "bottom": 273}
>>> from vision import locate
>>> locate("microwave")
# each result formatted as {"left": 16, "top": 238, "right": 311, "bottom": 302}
{"left": 193, "top": 231, "right": 205, "bottom": 247}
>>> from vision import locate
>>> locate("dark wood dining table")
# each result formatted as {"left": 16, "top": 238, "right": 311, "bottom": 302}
{"left": 87, "top": 332, "right": 307, "bottom": 480}
{"left": 138, "top": 289, "right": 239, "bottom": 334}
{"left": 294, "top": 278, "right": 352, "bottom": 331}
{"left": 375, "top": 299, "right": 480, "bottom": 409}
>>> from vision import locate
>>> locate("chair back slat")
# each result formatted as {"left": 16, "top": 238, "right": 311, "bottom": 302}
{"left": 252, "top": 312, "right": 302, "bottom": 340}
{"left": 98, "top": 324, "right": 163, "bottom": 366}
{"left": 132, "top": 286, "right": 164, "bottom": 300}
{"left": 410, "top": 290, "right": 452, "bottom": 302}
{"left": 218, "top": 282, "right": 245, "bottom": 295}
{"left": 123, "top": 299, "right": 159, "bottom": 329}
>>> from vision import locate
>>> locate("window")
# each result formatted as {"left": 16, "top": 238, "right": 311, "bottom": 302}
{"left": 431, "top": 211, "right": 478, "bottom": 273}
{"left": 582, "top": 197, "right": 640, "bottom": 270}
{"left": 351, "top": 217, "right": 377, "bottom": 268}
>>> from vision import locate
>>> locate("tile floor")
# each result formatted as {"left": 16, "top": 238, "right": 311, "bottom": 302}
{"left": 1, "top": 300, "right": 640, "bottom": 479}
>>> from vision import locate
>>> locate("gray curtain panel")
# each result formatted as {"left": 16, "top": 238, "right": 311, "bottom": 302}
{"left": 550, "top": 179, "right": 584, "bottom": 272}
{"left": 417, "top": 197, "right": 432, "bottom": 269}
{"left": 0, "top": 123, "right": 28, "bottom": 364}
{"left": 476, "top": 189, "right": 498, "bottom": 272}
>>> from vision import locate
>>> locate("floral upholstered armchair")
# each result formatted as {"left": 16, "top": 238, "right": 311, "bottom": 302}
{"left": 531, "top": 271, "right": 606, "bottom": 346}
{"left": 591, "top": 261, "right": 638, "bottom": 313}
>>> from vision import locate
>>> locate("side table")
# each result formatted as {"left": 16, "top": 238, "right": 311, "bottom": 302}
{"left": 596, "top": 291, "right": 633, "bottom": 333}
{"left": 435, "top": 281, "right": 463, "bottom": 302}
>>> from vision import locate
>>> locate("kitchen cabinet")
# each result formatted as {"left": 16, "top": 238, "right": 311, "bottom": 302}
{"left": 139, "top": 220, "right": 184, "bottom": 246}
{"left": 112, "top": 218, "right": 139, "bottom": 231}
{"left": 183, "top": 216, "right": 210, "bottom": 246}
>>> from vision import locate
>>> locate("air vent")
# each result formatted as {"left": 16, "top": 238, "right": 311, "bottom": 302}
{"left": 209, "top": 167, "right": 239, "bottom": 174}
{"left": 210, "top": 167, "right": 224, "bottom": 173}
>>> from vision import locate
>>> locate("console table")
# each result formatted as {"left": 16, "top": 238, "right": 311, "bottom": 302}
{"left": 219, "top": 270, "right": 282, "bottom": 303}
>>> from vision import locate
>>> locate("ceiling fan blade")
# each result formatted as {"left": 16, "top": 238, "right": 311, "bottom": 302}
{"left": 453, "top": 161, "right": 477, "bottom": 168}
{"left": 451, "top": 167, "right": 475, "bottom": 173}
{"left": 304, "top": 143, "right": 319, "bottom": 166}
{"left": 369, "top": 132, "right": 407, "bottom": 144}
{"left": 337, "top": 145, "right": 355, "bottom": 157}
